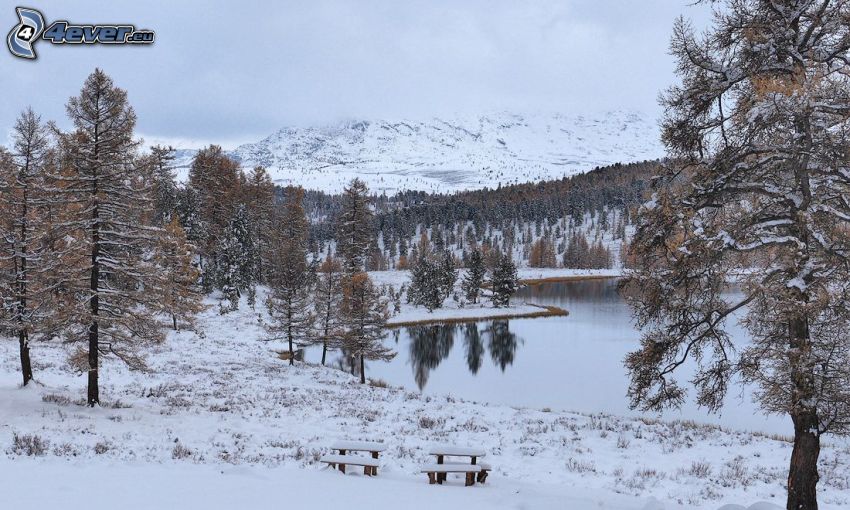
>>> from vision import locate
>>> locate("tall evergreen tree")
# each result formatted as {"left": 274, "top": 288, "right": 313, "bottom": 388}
{"left": 342, "top": 272, "right": 394, "bottom": 384}
{"left": 156, "top": 217, "right": 205, "bottom": 331}
{"left": 462, "top": 248, "right": 486, "bottom": 304}
{"left": 336, "top": 178, "right": 373, "bottom": 276}
{"left": 0, "top": 108, "right": 53, "bottom": 386}
{"left": 242, "top": 166, "right": 275, "bottom": 282}
{"left": 265, "top": 187, "right": 313, "bottom": 365}
{"left": 623, "top": 3, "right": 850, "bottom": 509}
{"left": 214, "top": 205, "right": 256, "bottom": 307}
{"left": 408, "top": 256, "right": 443, "bottom": 311}
{"left": 437, "top": 250, "right": 457, "bottom": 301}
{"left": 55, "top": 69, "right": 166, "bottom": 406}
{"left": 148, "top": 145, "right": 178, "bottom": 226}
{"left": 490, "top": 253, "right": 518, "bottom": 307}
{"left": 313, "top": 255, "right": 344, "bottom": 366}
{"left": 187, "top": 145, "right": 241, "bottom": 278}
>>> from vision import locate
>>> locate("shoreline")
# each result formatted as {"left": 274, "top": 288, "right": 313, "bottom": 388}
{"left": 519, "top": 274, "right": 620, "bottom": 286}
{"left": 385, "top": 303, "right": 568, "bottom": 328}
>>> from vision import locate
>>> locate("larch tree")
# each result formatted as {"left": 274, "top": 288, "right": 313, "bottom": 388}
{"left": 336, "top": 178, "right": 373, "bottom": 276}
{"left": 314, "top": 255, "right": 344, "bottom": 366}
{"left": 342, "top": 272, "right": 394, "bottom": 384}
{"left": 156, "top": 217, "right": 205, "bottom": 331}
{"left": 265, "top": 186, "right": 314, "bottom": 365}
{"left": 622, "top": 2, "right": 850, "bottom": 509}
{"left": 55, "top": 69, "right": 166, "bottom": 406}
{"left": 0, "top": 108, "right": 54, "bottom": 386}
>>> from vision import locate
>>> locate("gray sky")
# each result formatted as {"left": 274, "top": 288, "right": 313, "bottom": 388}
{"left": 1, "top": 1, "right": 712, "bottom": 149}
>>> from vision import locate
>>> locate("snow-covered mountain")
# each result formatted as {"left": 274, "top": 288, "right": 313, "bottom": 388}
{"left": 174, "top": 111, "right": 665, "bottom": 194}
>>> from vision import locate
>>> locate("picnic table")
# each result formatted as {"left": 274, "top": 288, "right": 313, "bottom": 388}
{"left": 320, "top": 440, "right": 387, "bottom": 477}
{"left": 425, "top": 445, "right": 490, "bottom": 484}
{"left": 330, "top": 440, "right": 388, "bottom": 459}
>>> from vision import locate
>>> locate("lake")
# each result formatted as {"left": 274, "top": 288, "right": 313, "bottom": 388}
{"left": 318, "top": 279, "right": 790, "bottom": 436}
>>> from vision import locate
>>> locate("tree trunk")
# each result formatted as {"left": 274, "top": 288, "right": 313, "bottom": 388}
{"left": 88, "top": 147, "right": 100, "bottom": 407}
{"left": 786, "top": 310, "right": 819, "bottom": 510}
{"left": 172, "top": 313, "right": 178, "bottom": 331}
{"left": 19, "top": 331, "right": 32, "bottom": 386}
{"left": 359, "top": 355, "right": 365, "bottom": 384}
{"left": 787, "top": 409, "right": 820, "bottom": 510}
{"left": 321, "top": 341, "right": 327, "bottom": 366}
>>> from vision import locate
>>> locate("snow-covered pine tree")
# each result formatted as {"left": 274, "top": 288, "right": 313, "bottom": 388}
{"left": 408, "top": 256, "right": 442, "bottom": 311}
{"left": 342, "top": 272, "right": 394, "bottom": 384}
{"left": 242, "top": 166, "right": 275, "bottom": 282}
{"left": 623, "top": 3, "right": 850, "bottom": 509}
{"left": 462, "top": 248, "right": 486, "bottom": 304}
{"left": 265, "top": 186, "right": 313, "bottom": 365}
{"left": 156, "top": 217, "right": 205, "bottom": 331}
{"left": 187, "top": 145, "right": 241, "bottom": 279}
{"left": 313, "top": 255, "right": 344, "bottom": 366}
{"left": 490, "top": 252, "right": 518, "bottom": 307}
{"left": 0, "top": 108, "right": 54, "bottom": 386}
{"left": 54, "top": 69, "right": 166, "bottom": 406}
{"left": 148, "top": 145, "right": 178, "bottom": 226}
{"left": 437, "top": 250, "right": 457, "bottom": 301}
{"left": 336, "top": 178, "right": 373, "bottom": 276}
{"left": 214, "top": 204, "right": 257, "bottom": 309}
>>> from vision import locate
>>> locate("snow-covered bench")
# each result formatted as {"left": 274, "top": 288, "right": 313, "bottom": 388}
{"left": 329, "top": 440, "right": 387, "bottom": 459}
{"left": 320, "top": 454, "right": 381, "bottom": 476}
{"left": 426, "top": 444, "right": 488, "bottom": 484}
{"left": 420, "top": 463, "right": 483, "bottom": 486}
{"left": 476, "top": 462, "right": 492, "bottom": 484}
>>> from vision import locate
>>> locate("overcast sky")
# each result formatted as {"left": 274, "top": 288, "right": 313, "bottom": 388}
{"left": 1, "top": 1, "right": 712, "bottom": 149}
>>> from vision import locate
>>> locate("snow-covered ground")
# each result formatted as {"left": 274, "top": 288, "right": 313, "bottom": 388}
{"left": 2, "top": 294, "right": 849, "bottom": 510}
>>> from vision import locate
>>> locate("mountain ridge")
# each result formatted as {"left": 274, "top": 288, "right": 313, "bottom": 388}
{"left": 172, "top": 110, "right": 665, "bottom": 193}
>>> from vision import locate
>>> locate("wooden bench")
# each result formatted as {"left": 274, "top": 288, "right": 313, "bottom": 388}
{"left": 476, "top": 462, "right": 492, "bottom": 484}
{"left": 427, "top": 445, "right": 488, "bottom": 484}
{"left": 329, "top": 440, "right": 387, "bottom": 460}
{"left": 420, "top": 463, "right": 483, "bottom": 486}
{"left": 320, "top": 454, "right": 380, "bottom": 476}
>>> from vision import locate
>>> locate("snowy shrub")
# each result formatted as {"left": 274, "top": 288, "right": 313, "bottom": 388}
{"left": 172, "top": 442, "right": 193, "bottom": 460}
{"left": 367, "top": 378, "right": 389, "bottom": 388}
{"left": 565, "top": 457, "right": 596, "bottom": 474}
{"left": 52, "top": 442, "right": 80, "bottom": 457}
{"left": 418, "top": 416, "right": 444, "bottom": 429}
{"left": 94, "top": 441, "right": 112, "bottom": 455}
{"left": 623, "top": 468, "right": 665, "bottom": 491}
{"left": 687, "top": 461, "right": 712, "bottom": 479}
{"left": 10, "top": 433, "right": 50, "bottom": 456}
{"left": 719, "top": 456, "right": 750, "bottom": 487}
{"left": 616, "top": 435, "right": 630, "bottom": 449}
{"left": 41, "top": 393, "right": 71, "bottom": 406}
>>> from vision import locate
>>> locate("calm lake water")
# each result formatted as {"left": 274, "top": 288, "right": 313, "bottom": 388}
{"left": 317, "top": 279, "right": 789, "bottom": 436}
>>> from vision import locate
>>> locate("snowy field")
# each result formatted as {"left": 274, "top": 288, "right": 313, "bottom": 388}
{"left": 2, "top": 290, "right": 850, "bottom": 510}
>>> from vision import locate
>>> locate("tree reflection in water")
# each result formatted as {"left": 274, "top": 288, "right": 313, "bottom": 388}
{"left": 407, "top": 320, "right": 522, "bottom": 389}
{"left": 408, "top": 324, "right": 455, "bottom": 389}
{"left": 484, "top": 320, "right": 520, "bottom": 372}
{"left": 463, "top": 323, "right": 484, "bottom": 374}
